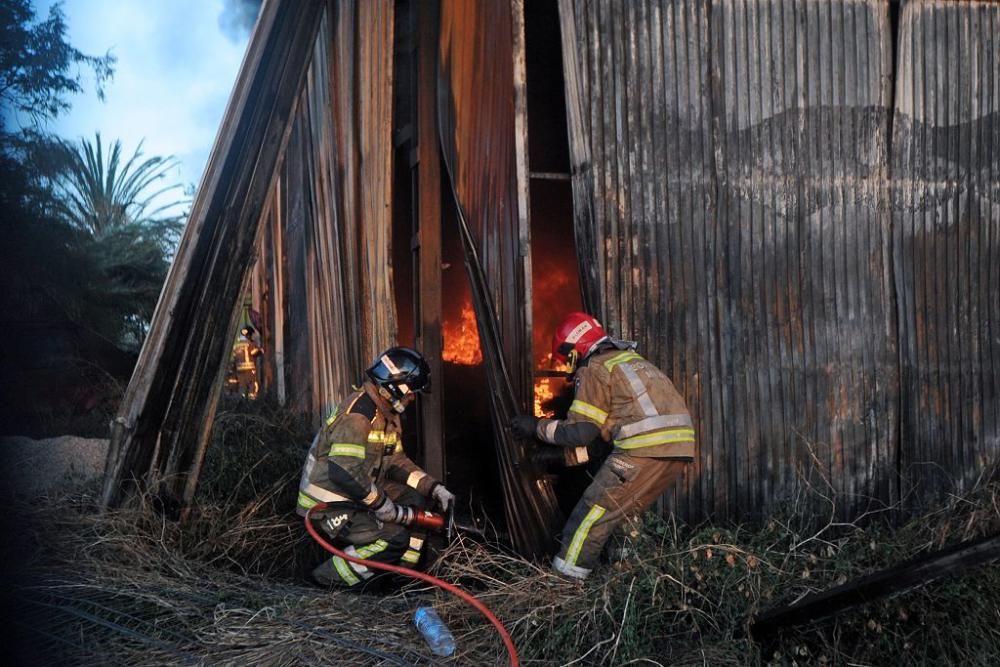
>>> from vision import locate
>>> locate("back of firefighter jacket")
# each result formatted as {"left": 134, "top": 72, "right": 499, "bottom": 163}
{"left": 565, "top": 349, "right": 695, "bottom": 459}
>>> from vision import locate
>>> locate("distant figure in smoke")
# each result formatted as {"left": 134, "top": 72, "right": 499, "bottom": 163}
{"left": 297, "top": 347, "right": 456, "bottom": 589}
{"left": 230, "top": 325, "right": 263, "bottom": 399}
{"left": 511, "top": 313, "right": 695, "bottom": 580}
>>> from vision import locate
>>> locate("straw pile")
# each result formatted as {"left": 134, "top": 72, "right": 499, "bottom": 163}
{"left": 6, "top": 482, "right": 438, "bottom": 666}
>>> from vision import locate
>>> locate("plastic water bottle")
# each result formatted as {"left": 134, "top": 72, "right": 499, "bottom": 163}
{"left": 414, "top": 606, "right": 456, "bottom": 657}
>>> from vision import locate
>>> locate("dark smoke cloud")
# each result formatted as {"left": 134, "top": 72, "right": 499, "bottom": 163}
{"left": 218, "top": 0, "right": 263, "bottom": 43}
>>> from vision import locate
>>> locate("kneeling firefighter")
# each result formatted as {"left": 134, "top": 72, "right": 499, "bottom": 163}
{"left": 297, "top": 346, "right": 456, "bottom": 588}
{"left": 512, "top": 313, "right": 695, "bottom": 580}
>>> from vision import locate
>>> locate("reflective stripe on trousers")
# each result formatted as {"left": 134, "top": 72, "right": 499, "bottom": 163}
{"left": 555, "top": 454, "right": 687, "bottom": 574}
{"left": 401, "top": 535, "right": 424, "bottom": 564}
{"left": 325, "top": 540, "right": 389, "bottom": 586}
{"left": 564, "top": 504, "right": 606, "bottom": 567}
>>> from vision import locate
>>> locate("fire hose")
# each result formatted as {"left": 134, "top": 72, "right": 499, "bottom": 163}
{"left": 304, "top": 502, "right": 519, "bottom": 666}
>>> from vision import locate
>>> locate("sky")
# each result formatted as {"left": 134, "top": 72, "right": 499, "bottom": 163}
{"left": 35, "top": 0, "right": 260, "bottom": 194}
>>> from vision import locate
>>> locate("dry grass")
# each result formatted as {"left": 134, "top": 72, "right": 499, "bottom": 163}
{"left": 6, "top": 485, "right": 433, "bottom": 666}
{"left": 7, "top": 476, "right": 997, "bottom": 666}
{"left": 5, "top": 403, "right": 998, "bottom": 666}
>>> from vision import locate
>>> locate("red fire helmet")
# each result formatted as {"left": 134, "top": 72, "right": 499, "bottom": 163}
{"left": 551, "top": 312, "right": 608, "bottom": 364}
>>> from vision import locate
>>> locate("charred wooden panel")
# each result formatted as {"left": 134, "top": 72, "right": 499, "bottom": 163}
{"left": 328, "top": 0, "right": 398, "bottom": 369}
{"left": 560, "top": 0, "right": 897, "bottom": 521}
{"left": 414, "top": 0, "right": 446, "bottom": 480}
{"left": 256, "top": 0, "right": 398, "bottom": 422}
{"left": 711, "top": 0, "right": 897, "bottom": 521}
{"left": 438, "top": 1, "right": 531, "bottom": 396}
{"left": 101, "top": 1, "right": 325, "bottom": 508}
{"left": 438, "top": 0, "right": 563, "bottom": 555}
{"left": 892, "top": 1, "right": 1000, "bottom": 503}
{"left": 281, "top": 119, "right": 314, "bottom": 413}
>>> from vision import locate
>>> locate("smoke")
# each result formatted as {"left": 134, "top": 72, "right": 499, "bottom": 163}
{"left": 218, "top": 0, "right": 263, "bottom": 43}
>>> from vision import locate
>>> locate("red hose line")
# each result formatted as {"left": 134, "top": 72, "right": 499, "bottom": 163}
{"left": 305, "top": 503, "right": 519, "bottom": 666}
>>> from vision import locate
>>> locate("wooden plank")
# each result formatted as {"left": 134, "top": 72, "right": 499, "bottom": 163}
{"left": 557, "top": 0, "right": 602, "bottom": 317}
{"left": 693, "top": 0, "right": 721, "bottom": 519}
{"left": 271, "top": 178, "right": 286, "bottom": 405}
{"left": 358, "top": 0, "right": 398, "bottom": 360}
{"left": 416, "top": 0, "right": 445, "bottom": 480}
{"left": 511, "top": 0, "right": 534, "bottom": 407}
{"left": 329, "top": 0, "right": 364, "bottom": 379}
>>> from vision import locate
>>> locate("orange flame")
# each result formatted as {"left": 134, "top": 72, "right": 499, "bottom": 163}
{"left": 533, "top": 354, "right": 573, "bottom": 417}
{"left": 534, "top": 378, "right": 556, "bottom": 416}
{"left": 442, "top": 301, "right": 483, "bottom": 365}
{"left": 531, "top": 261, "right": 579, "bottom": 417}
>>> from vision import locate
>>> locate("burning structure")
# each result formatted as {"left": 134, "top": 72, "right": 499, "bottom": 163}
{"left": 102, "top": 0, "right": 999, "bottom": 556}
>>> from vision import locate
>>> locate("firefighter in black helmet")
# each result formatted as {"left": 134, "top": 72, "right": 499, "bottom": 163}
{"left": 511, "top": 313, "right": 695, "bottom": 580}
{"left": 297, "top": 346, "right": 456, "bottom": 588}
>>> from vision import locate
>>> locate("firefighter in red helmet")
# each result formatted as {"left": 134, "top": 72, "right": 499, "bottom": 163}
{"left": 297, "top": 346, "right": 456, "bottom": 588}
{"left": 511, "top": 312, "right": 695, "bottom": 580}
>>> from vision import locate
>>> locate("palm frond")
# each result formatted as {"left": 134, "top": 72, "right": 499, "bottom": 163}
{"left": 54, "top": 132, "right": 188, "bottom": 236}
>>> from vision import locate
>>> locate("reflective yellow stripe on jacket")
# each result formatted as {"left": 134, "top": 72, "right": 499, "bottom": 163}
{"left": 329, "top": 443, "right": 366, "bottom": 458}
{"left": 367, "top": 430, "right": 399, "bottom": 445}
{"left": 367, "top": 430, "right": 403, "bottom": 453}
{"left": 614, "top": 412, "right": 696, "bottom": 450}
{"left": 297, "top": 491, "right": 318, "bottom": 510}
{"left": 331, "top": 556, "right": 360, "bottom": 585}
{"left": 614, "top": 428, "right": 696, "bottom": 450}
{"left": 603, "top": 351, "right": 643, "bottom": 371}
{"left": 356, "top": 539, "right": 389, "bottom": 559}
{"left": 569, "top": 400, "right": 608, "bottom": 424}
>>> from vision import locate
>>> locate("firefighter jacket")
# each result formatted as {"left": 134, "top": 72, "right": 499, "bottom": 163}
{"left": 536, "top": 348, "right": 695, "bottom": 460}
{"left": 232, "top": 338, "right": 261, "bottom": 371}
{"left": 297, "top": 384, "right": 440, "bottom": 516}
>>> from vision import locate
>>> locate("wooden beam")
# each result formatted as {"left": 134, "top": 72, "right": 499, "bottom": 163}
{"left": 555, "top": 0, "right": 602, "bottom": 319}
{"left": 511, "top": 0, "right": 533, "bottom": 399}
{"left": 270, "top": 178, "right": 287, "bottom": 405}
{"left": 415, "top": 0, "right": 445, "bottom": 481}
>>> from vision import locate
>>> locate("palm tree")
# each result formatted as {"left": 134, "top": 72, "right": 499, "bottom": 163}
{"left": 54, "top": 132, "right": 186, "bottom": 237}
{"left": 50, "top": 133, "right": 189, "bottom": 350}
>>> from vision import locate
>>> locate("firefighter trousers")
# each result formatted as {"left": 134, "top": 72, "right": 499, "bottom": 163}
{"left": 311, "top": 482, "right": 428, "bottom": 589}
{"left": 553, "top": 452, "right": 686, "bottom": 579}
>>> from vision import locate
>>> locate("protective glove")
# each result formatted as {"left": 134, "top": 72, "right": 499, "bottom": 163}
{"left": 373, "top": 496, "right": 420, "bottom": 525}
{"left": 510, "top": 414, "right": 540, "bottom": 439}
{"left": 431, "top": 483, "right": 456, "bottom": 512}
{"left": 373, "top": 495, "right": 400, "bottom": 522}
